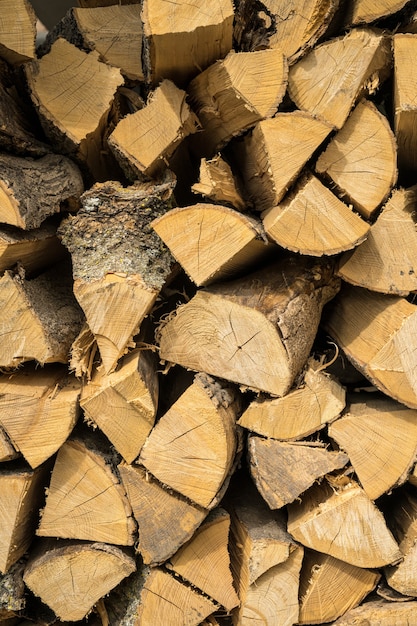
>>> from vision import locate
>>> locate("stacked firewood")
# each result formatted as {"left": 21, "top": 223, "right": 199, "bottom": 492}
{"left": 3, "top": 0, "right": 417, "bottom": 624}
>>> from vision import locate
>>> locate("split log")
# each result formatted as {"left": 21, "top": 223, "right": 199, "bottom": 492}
{"left": 0, "top": 427, "right": 18, "bottom": 463}
{"left": 393, "top": 34, "right": 417, "bottom": 176}
{"left": 191, "top": 155, "right": 246, "bottom": 211}
{"left": 248, "top": 436, "right": 348, "bottom": 509}
{"left": 238, "top": 357, "right": 346, "bottom": 440}
{"left": 288, "top": 27, "right": 391, "bottom": 129}
{"left": 152, "top": 203, "right": 274, "bottom": 287}
{"left": 298, "top": 549, "right": 380, "bottom": 624}
{"left": 0, "top": 0, "right": 36, "bottom": 65}
{"left": 332, "top": 598, "right": 417, "bottom": 625}
{"left": 287, "top": 477, "right": 402, "bottom": 568}
{"left": 23, "top": 540, "right": 136, "bottom": 622}
{"left": 345, "top": 0, "right": 411, "bottom": 25}
{"left": 0, "top": 222, "right": 66, "bottom": 276}
{"left": 158, "top": 257, "right": 340, "bottom": 396}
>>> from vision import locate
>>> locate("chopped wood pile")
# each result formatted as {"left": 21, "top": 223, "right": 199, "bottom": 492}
{"left": 3, "top": 0, "right": 417, "bottom": 625}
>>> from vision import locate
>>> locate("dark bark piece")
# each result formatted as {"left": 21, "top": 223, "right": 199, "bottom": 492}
{"left": 0, "top": 561, "right": 26, "bottom": 621}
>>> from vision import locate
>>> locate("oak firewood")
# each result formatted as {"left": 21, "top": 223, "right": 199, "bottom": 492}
{"left": 0, "top": 0, "right": 36, "bottom": 65}
{"left": 0, "top": 153, "right": 83, "bottom": 229}
{"left": 329, "top": 395, "right": 417, "bottom": 500}
{"left": 232, "top": 112, "right": 332, "bottom": 212}
{"left": 37, "top": 437, "right": 136, "bottom": 545}
{"left": 118, "top": 463, "right": 207, "bottom": 565}
{"left": 288, "top": 28, "right": 391, "bottom": 129}
{"left": 393, "top": 34, "right": 417, "bottom": 175}
{"left": 324, "top": 283, "right": 417, "bottom": 408}
{"left": 345, "top": 0, "right": 411, "bottom": 26}
{"left": 332, "top": 598, "right": 417, "bottom": 625}
{"left": 298, "top": 549, "right": 380, "bottom": 624}
{"left": 0, "top": 365, "right": 80, "bottom": 469}
{"left": 139, "top": 374, "right": 240, "bottom": 509}
{"left": 287, "top": 477, "right": 402, "bottom": 568}
{"left": 315, "top": 99, "right": 397, "bottom": 219}
{"left": 152, "top": 203, "right": 274, "bottom": 287}
{"left": 262, "top": 173, "right": 369, "bottom": 256}
{"left": 238, "top": 357, "right": 346, "bottom": 440}
{"left": 141, "top": 0, "right": 234, "bottom": 87}
{"left": 0, "top": 222, "right": 66, "bottom": 276}
{"left": 59, "top": 177, "right": 175, "bottom": 374}
{"left": 191, "top": 156, "right": 246, "bottom": 211}
{"left": 0, "top": 464, "right": 48, "bottom": 574}
{"left": 0, "top": 427, "right": 18, "bottom": 463}
{"left": 158, "top": 257, "right": 340, "bottom": 396}
{"left": 188, "top": 48, "right": 288, "bottom": 158}
{"left": 248, "top": 436, "right": 348, "bottom": 509}
{"left": 23, "top": 540, "right": 136, "bottom": 622}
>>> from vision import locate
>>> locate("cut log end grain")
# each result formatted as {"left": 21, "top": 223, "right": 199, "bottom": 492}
{"left": 0, "top": 0, "right": 36, "bottom": 64}
{"left": 393, "top": 33, "right": 417, "bottom": 175}
{"left": 346, "top": 0, "right": 412, "bottom": 25}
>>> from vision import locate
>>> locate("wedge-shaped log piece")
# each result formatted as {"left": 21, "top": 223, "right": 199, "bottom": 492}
{"left": 0, "top": 0, "right": 36, "bottom": 64}
{"left": 81, "top": 348, "right": 158, "bottom": 464}
{"left": 0, "top": 465, "right": 48, "bottom": 574}
{"left": 345, "top": 0, "right": 411, "bottom": 25}
{"left": 324, "top": 283, "right": 417, "bottom": 408}
{"left": 393, "top": 34, "right": 417, "bottom": 175}
{"left": 315, "top": 99, "right": 397, "bottom": 219}
{"left": 119, "top": 464, "right": 207, "bottom": 565}
{"left": 287, "top": 478, "right": 402, "bottom": 568}
{"left": 329, "top": 395, "right": 417, "bottom": 500}
{"left": 0, "top": 222, "right": 66, "bottom": 276}
{"left": 233, "top": 112, "right": 332, "bottom": 212}
{"left": 152, "top": 204, "right": 273, "bottom": 287}
{"left": 139, "top": 374, "right": 239, "bottom": 509}
{"left": 338, "top": 187, "right": 417, "bottom": 295}
{"left": 238, "top": 357, "right": 345, "bottom": 439}
{"left": 59, "top": 178, "right": 175, "bottom": 374}
{"left": 142, "top": 0, "right": 234, "bottom": 87}
{"left": 0, "top": 266, "right": 84, "bottom": 369}
{"left": 159, "top": 257, "right": 340, "bottom": 396}
{"left": 263, "top": 174, "right": 369, "bottom": 256}
{"left": 332, "top": 598, "right": 417, "bottom": 625}
{"left": 248, "top": 436, "right": 348, "bottom": 509}
{"left": 191, "top": 156, "right": 246, "bottom": 211}
{"left": 23, "top": 540, "right": 135, "bottom": 622}
{"left": 188, "top": 49, "right": 288, "bottom": 157}
{"left": 168, "top": 508, "right": 239, "bottom": 612}
{"left": 0, "top": 427, "right": 18, "bottom": 462}
{"left": 109, "top": 80, "right": 198, "bottom": 180}
{"left": 299, "top": 549, "right": 380, "bottom": 625}
{"left": 37, "top": 438, "right": 136, "bottom": 545}
{"left": 0, "top": 365, "right": 80, "bottom": 469}
{"left": 288, "top": 28, "right": 391, "bottom": 129}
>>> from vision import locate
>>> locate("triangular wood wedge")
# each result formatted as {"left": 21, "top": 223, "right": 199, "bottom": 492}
{"left": 0, "top": 222, "right": 66, "bottom": 276}
{"left": 188, "top": 48, "right": 288, "bottom": 157}
{"left": 393, "top": 34, "right": 417, "bottom": 175}
{"left": 262, "top": 173, "right": 369, "bottom": 255}
{"left": 329, "top": 395, "right": 417, "bottom": 500}
{"left": 315, "top": 99, "right": 397, "bottom": 219}
{"left": 118, "top": 463, "right": 207, "bottom": 565}
{"left": 238, "top": 357, "right": 346, "bottom": 440}
{"left": 139, "top": 374, "right": 239, "bottom": 509}
{"left": 288, "top": 28, "right": 391, "bottom": 128}
{"left": 158, "top": 257, "right": 340, "bottom": 396}
{"left": 0, "top": 0, "right": 36, "bottom": 64}
{"left": 345, "top": 0, "right": 411, "bottom": 25}
{"left": 23, "top": 541, "right": 136, "bottom": 623}
{"left": 299, "top": 549, "right": 380, "bottom": 625}
{"left": 37, "top": 438, "right": 136, "bottom": 545}
{"left": 152, "top": 203, "right": 273, "bottom": 286}
{"left": 0, "top": 426, "right": 18, "bottom": 462}
{"left": 233, "top": 112, "right": 333, "bottom": 212}
{"left": 248, "top": 436, "right": 348, "bottom": 509}
{"left": 338, "top": 186, "right": 417, "bottom": 295}
{"left": 287, "top": 478, "right": 402, "bottom": 568}
{"left": 191, "top": 155, "right": 246, "bottom": 211}
{"left": 332, "top": 598, "right": 417, "bottom": 625}
{"left": 0, "top": 365, "right": 80, "bottom": 469}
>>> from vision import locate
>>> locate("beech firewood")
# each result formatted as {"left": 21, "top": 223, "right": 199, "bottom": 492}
{"left": 232, "top": 112, "right": 332, "bottom": 212}
{"left": 393, "top": 34, "right": 417, "bottom": 175}
{"left": 262, "top": 173, "right": 369, "bottom": 256}
{"left": 0, "top": 153, "right": 83, "bottom": 229}
{"left": 287, "top": 477, "right": 402, "bottom": 568}
{"left": 0, "top": 464, "right": 48, "bottom": 574}
{"left": 139, "top": 374, "right": 240, "bottom": 509}
{"left": 23, "top": 540, "right": 136, "bottom": 622}
{"left": 288, "top": 28, "right": 391, "bottom": 129}
{"left": 238, "top": 357, "right": 346, "bottom": 440}
{"left": 0, "top": 222, "right": 66, "bottom": 276}
{"left": 188, "top": 48, "right": 288, "bottom": 158}
{"left": 0, "top": 365, "right": 80, "bottom": 469}
{"left": 141, "top": 0, "right": 234, "bottom": 87}
{"left": 332, "top": 598, "right": 417, "bottom": 625}
{"left": 315, "top": 99, "right": 397, "bottom": 219}
{"left": 191, "top": 156, "right": 246, "bottom": 211}
{"left": 118, "top": 464, "right": 207, "bottom": 565}
{"left": 345, "top": 0, "right": 412, "bottom": 26}
{"left": 0, "top": 427, "right": 18, "bottom": 463}
{"left": 248, "top": 436, "right": 348, "bottom": 509}
{"left": 158, "top": 257, "right": 340, "bottom": 396}
{"left": 59, "top": 177, "right": 175, "bottom": 374}
{"left": 324, "top": 283, "right": 417, "bottom": 409}
{"left": 329, "top": 395, "right": 417, "bottom": 500}
{"left": 152, "top": 203, "right": 273, "bottom": 287}
{"left": 37, "top": 438, "right": 136, "bottom": 545}
{"left": 0, "top": 0, "right": 36, "bottom": 65}
{"left": 298, "top": 549, "right": 380, "bottom": 624}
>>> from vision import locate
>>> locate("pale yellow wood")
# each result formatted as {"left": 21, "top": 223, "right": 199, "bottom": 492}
{"left": 347, "top": 0, "right": 411, "bottom": 25}
{"left": 384, "top": 487, "right": 417, "bottom": 596}
{"left": 332, "top": 599, "right": 417, "bottom": 625}
{"left": 191, "top": 156, "right": 246, "bottom": 211}
{"left": 152, "top": 203, "right": 273, "bottom": 286}
{"left": 288, "top": 28, "right": 391, "bottom": 128}
{"left": 0, "top": 223, "right": 65, "bottom": 275}
{"left": 0, "top": 427, "right": 18, "bottom": 462}
{"left": 393, "top": 34, "right": 417, "bottom": 174}
{"left": 0, "top": 0, "right": 36, "bottom": 64}
{"left": 69, "top": 322, "right": 97, "bottom": 380}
